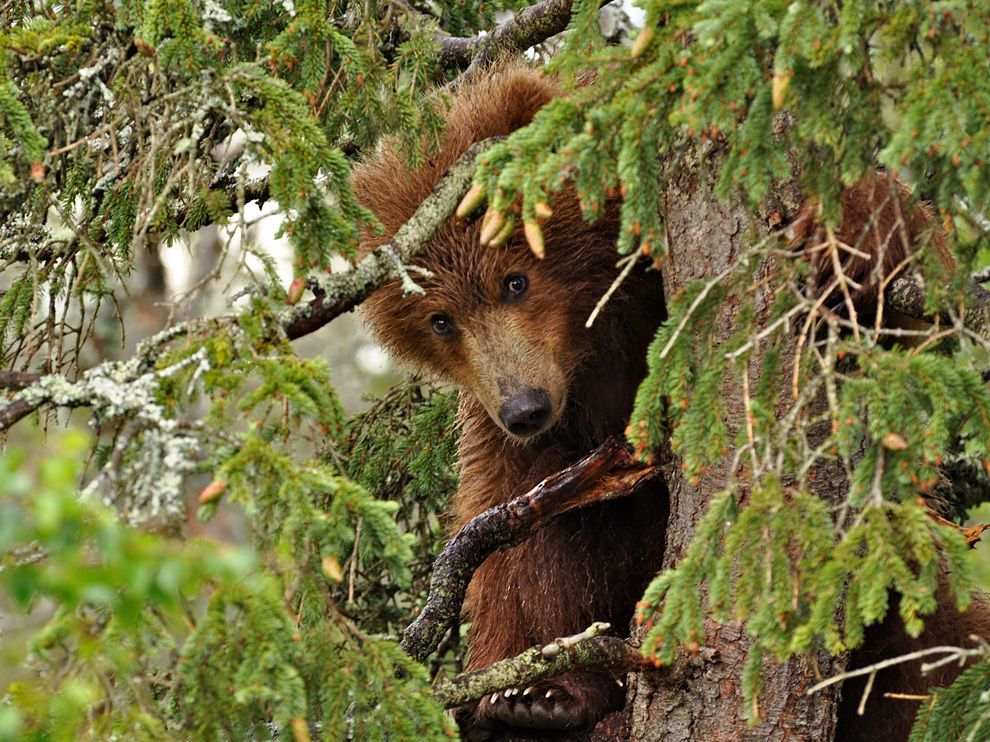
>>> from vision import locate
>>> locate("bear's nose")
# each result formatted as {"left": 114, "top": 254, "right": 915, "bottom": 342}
{"left": 499, "top": 388, "right": 552, "bottom": 437}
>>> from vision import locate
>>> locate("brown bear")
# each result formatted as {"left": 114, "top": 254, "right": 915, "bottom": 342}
{"left": 353, "top": 65, "right": 990, "bottom": 740}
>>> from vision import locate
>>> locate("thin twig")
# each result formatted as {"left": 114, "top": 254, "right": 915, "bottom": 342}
{"left": 585, "top": 252, "right": 641, "bottom": 328}
{"left": 658, "top": 267, "right": 733, "bottom": 362}
{"left": 884, "top": 692, "right": 931, "bottom": 701}
{"left": 806, "top": 643, "right": 985, "bottom": 697}
{"left": 348, "top": 518, "right": 362, "bottom": 605}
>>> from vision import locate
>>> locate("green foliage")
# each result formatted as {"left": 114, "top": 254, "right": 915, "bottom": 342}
{"left": 631, "top": 251, "right": 990, "bottom": 720}
{"left": 338, "top": 383, "right": 460, "bottom": 637}
{"left": 909, "top": 659, "right": 990, "bottom": 742}
{"left": 0, "top": 79, "right": 46, "bottom": 183}
{"left": 475, "top": 1, "right": 990, "bottom": 251}
{"left": 571, "top": 5, "right": 990, "bottom": 713}
{"left": 627, "top": 276, "right": 735, "bottom": 473}
{"left": 0, "top": 432, "right": 252, "bottom": 740}
{"left": 0, "top": 423, "right": 457, "bottom": 740}
{"left": 0, "top": 0, "right": 521, "bottom": 371}
{"left": 837, "top": 352, "right": 990, "bottom": 508}
{"left": 638, "top": 481, "right": 971, "bottom": 721}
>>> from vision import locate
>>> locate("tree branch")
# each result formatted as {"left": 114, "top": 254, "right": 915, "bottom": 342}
{"left": 389, "top": 0, "right": 582, "bottom": 71}
{"left": 401, "top": 437, "right": 658, "bottom": 662}
{"left": 433, "top": 623, "right": 642, "bottom": 708}
{"left": 0, "top": 397, "right": 42, "bottom": 431}
{"left": 0, "top": 139, "right": 490, "bottom": 431}
{"left": 453, "top": 0, "right": 578, "bottom": 73}
{"left": 0, "top": 371, "right": 42, "bottom": 390}
{"left": 283, "top": 138, "right": 497, "bottom": 340}
{"left": 886, "top": 275, "right": 990, "bottom": 339}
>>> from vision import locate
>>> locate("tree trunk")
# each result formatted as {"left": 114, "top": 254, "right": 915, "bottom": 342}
{"left": 625, "top": 155, "right": 847, "bottom": 740}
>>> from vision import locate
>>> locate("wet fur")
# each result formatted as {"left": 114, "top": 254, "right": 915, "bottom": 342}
{"left": 354, "top": 66, "right": 990, "bottom": 739}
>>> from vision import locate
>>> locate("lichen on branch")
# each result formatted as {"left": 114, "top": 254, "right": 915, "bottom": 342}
{"left": 282, "top": 138, "right": 499, "bottom": 340}
{"left": 433, "top": 623, "right": 642, "bottom": 708}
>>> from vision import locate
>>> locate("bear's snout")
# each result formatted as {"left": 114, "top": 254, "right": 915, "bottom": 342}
{"left": 498, "top": 388, "right": 552, "bottom": 438}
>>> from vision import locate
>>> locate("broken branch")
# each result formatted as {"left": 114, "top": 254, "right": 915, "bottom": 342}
{"left": 401, "top": 437, "right": 657, "bottom": 662}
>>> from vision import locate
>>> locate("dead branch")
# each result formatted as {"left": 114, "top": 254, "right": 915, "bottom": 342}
{"left": 433, "top": 622, "right": 642, "bottom": 708}
{"left": 401, "top": 437, "right": 658, "bottom": 662}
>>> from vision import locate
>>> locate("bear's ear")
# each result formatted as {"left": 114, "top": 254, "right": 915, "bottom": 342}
{"left": 350, "top": 64, "right": 561, "bottom": 252}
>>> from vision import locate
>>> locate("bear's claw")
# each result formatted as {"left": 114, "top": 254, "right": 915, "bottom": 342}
{"left": 483, "top": 680, "right": 593, "bottom": 730}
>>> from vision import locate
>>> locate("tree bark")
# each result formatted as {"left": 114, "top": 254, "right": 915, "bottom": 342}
{"left": 625, "top": 156, "right": 846, "bottom": 739}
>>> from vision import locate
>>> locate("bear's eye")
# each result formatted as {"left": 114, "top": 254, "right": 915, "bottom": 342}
{"left": 502, "top": 273, "right": 528, "bottom": 302}
{"left": 431, "top": 313, "right": 454, "bottom": 337}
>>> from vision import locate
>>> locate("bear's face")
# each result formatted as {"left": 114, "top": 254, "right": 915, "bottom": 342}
{"left": 364, "top": 218, "right": 614, "bottom": 442}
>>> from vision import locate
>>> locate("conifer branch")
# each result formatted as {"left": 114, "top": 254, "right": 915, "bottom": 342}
{"left": 0, "top": 139, "right": 490, "bottom": 430}
{"left": 0, "top": 323, "right": 218, "bottom": 433}
{"left": 432, "top": 623, "right": 642, "bottom": 708}
{"left": 401, "top": 438, "right": 658, "bottom": 662}
{"left": 283, "top": 138, "right": 497, "bottom": 340}
{"left": 212, "top": 168, "right": 272, "bottom": 216}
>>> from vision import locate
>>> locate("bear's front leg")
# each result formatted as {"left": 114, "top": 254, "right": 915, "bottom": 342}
{"left": 459, "top": 528, "right": 627, "bottom": 737}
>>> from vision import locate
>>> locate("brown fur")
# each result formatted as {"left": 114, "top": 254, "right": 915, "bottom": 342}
{"left": 356, "top": 67, "right": 668, "bottom": 735}
{"left": 790, "top": 176, "right": 954, "bottom": 312}
{"left": 355, "top": 65, "right": 990, "bottom": 739}
{"left": 840, "top": 579, "right": 990, "bottom": 740}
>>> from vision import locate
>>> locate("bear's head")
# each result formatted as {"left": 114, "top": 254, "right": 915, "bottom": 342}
{"left": 361, "top": 210, "right": 622, "bottom": 440}
{"left": 354, "top": 66, "right": 631, "bottom": 442}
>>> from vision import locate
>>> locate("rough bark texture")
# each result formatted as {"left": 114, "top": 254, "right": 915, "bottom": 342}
{"left": 625, "top": 156, "right": 846, "bottom": 740}
{"left": 886, "top": 275, "right": 990, "bottom": 338}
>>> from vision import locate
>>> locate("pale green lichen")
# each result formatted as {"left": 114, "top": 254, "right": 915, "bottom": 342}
{"left": 16, "top": 348, "right": 211, "bottom": 529}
